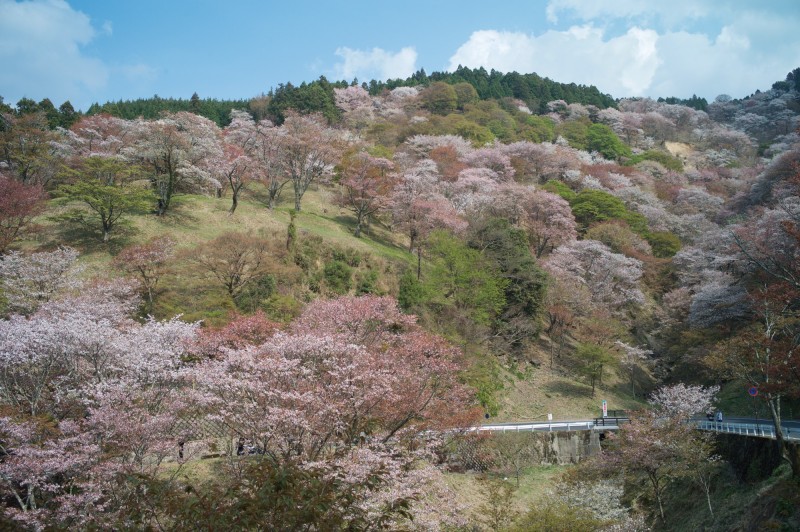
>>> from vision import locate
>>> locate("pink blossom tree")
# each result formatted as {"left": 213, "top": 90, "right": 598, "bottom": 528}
{"left": 649, "top": 383, "right": 719, "bottom": 417}
{"left": 123, "top": 112, "right": 223, "bottom": 214}
{"left": 278, "top": 112, "right": 345, "bottom": 211}
{"left": 0, "top": 174, "right": 47, "bottom": 255}
{"left": 0, "top": 247, "right": 81, "bottom": 315}
{"left": 337, "top": 150, "right": 394, "bottom": 237}
{"left": 113, "top": 236, "right": 175, "bottom": 314}
{"left": 543, "top": 240, "right": 644, "bottom": 313}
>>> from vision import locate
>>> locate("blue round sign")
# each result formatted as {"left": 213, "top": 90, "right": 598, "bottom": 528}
{"left": 748, "top": 387, "right": 758, "bottom": 397}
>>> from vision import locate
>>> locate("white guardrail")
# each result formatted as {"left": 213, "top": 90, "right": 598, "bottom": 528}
{"left": 470, "top": 419, "right": 800, "bottom": 442}
{"left": 469, "top": 421, "right": 605, "bottom": 433}
{"left": 695, "top": 420, "right": 800, "bottom": 442}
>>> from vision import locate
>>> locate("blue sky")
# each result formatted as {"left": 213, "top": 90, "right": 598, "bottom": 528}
{"left": 2, "top": 0, "right": 799, "bottom": 111}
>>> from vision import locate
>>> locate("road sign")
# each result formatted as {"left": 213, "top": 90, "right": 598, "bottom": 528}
{"left": 602, "top": 400, "right": 607, "bottom": 418}
{"left": 748, "top": 387, "right": 758, "bottom": 397}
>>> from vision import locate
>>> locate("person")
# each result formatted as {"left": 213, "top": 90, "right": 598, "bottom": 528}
{"left": 706, "top": 412, "right": 714, "bottom": 421}
{"left": 716, "top": 411, "right": 723, "bottom": 423}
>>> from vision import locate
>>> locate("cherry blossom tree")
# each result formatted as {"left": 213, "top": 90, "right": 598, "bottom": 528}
{"left": 224, "top": 110, "right": 289, "bottom": 210}
{"left": 0, "top": 174, "right": 47, "bottom": 254}
{"left": 66, "top": 114, "right": 131, "bottom": 157}
{"left": 592, "top": 399, "right": 716, "bottom": 523}
{"left": 278, "top": 111, "right": 345, "bottom": 211}
{"left": 193, "top": 310, "right": 281, "bottom": 359}
{"left": 518, "top": 187, "right": 577, "bottom": 257}
{"left": 123, "top": 112, "right": 223, "bottom": 215}
{"left": 0, "top": 417, "right": 101, "bottom": 527}
{"left": 461, "top": 146, "right": 514, "bottom": 182}
{"left": 543, "top": 240, "right": 644, "bottom": 313}
{"left": 190, "top": 295, "right": 475, "bottom": 459}
{"left": 190, "top": 232, "right": 280, "bottom": 299}
{"left": 0, "top": 247, "right": 81, "bottom": 315}
{"left": 391, "top": 159, "right": 467, "bottom": 270}
{"left": 333, "top": 85, "right": 375, "bottom": 133}
{"left": 113, "top": 236, "right": 175, "bottom": 314}
{"left": 649, "top": 382, "right": 718, "bottom": 417}
{"left": 615, "top": 341, "right": 652, "bottom": 398}
{"left": 337, "top": 150, "right": 393, "bottom": 237}
{"left": 218, "top": 142, "right": 256, "bottom": 215}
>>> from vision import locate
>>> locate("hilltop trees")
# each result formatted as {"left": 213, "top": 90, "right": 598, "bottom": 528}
{"left": 0, "top": 112, "right": 59, "bottom": 186}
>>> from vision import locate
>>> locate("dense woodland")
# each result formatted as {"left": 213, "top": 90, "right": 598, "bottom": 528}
{"left": 1, "top": 67, "right": 799, "bottom": 530}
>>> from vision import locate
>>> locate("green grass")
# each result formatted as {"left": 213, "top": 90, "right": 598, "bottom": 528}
{"left": 445, "top": 465, "right": 566, "bottom": 525}
{"left": 493, "top": 358, "right": 648, "bottom": 422}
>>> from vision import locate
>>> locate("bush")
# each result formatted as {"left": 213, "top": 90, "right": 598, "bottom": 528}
{"left": 645, "top": 231, "right": 682, "bottom": 258}
{"left": 323, "top": 260, "right": 353, "bottom": 295}
{"left": 261, "top": 294, "right": 302, "bottom": 323}
{"left": 398, "top": 269, "right": 427, "bottom": 310}
{"left": 234, "top": 275, "right": 276, "bottom": 313}
{"left": 627, "top": 149, "right": 684, "bottom": 172}
{"left": 356, "top": 270, "right": 379, "bottom": 295}
{"left": 586, "top": 123, "right": 631, "bottom": 160}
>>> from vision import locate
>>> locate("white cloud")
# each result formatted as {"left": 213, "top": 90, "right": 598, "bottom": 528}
{"left": 448, "top": 12, "right": 800, "bottom": 100}
{"left": 448, "top": 27, "right": 660, "bottom": 96}
{"left": 333, "top": 46, "right": 417, "bottom": 82}
{"left": 0, "top": 0, "right": 108, "bottom": 106}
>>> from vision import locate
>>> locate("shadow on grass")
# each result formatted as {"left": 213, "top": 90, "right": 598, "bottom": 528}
{"left": 155, "top": 200, "right": 203, "bottom": 228}
{"left": 49, "top": 222, "right": 138, "bottom": 256}
{"left": 542, "top": 380, "right": 593, "bottom": 399}
{"left": 610, "top": 367, "right": 655, "bottom": 402}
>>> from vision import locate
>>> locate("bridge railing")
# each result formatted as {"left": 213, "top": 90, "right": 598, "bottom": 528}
{"left": 471, "top": 421, "right": 596, "bottom": 433}
{"left": 593, "top": 417, "right": 630, "bottom": 427}
{"left": 695, "top": 420, "right": 800, "bottom": 442}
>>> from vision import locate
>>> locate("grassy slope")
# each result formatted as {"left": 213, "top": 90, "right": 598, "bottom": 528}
{"left": 21, "top": 183, "right": 669, "bottom": 528}
{"left": 445, "top": 466, "right": 565, "bottom": 526}
{"left": 30, "top": 183, "right": 650, "bottom": 419}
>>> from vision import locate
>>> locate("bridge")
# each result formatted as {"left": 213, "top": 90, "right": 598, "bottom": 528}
{"left": 693, "top": 417, "right": 800, "bottom": 442}
{"left": 471, "top": 416, "right": 800, "bottom": 442}
{"left": 470, "top": 417, "right": 628, "bottom": 434}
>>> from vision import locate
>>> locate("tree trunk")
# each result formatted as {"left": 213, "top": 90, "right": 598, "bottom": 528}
{"left": 767, "top": 394, "right": 799, "bottom": 477}
{"left": 229, "top": 192, "right": 238, "bottom": 215}
{"left": 650, "top": 473, "right": 666, "bottom": 522}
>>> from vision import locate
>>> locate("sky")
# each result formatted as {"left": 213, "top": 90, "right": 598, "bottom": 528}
{"left": 1, "top": 0, "right": 799, "bottom": 111}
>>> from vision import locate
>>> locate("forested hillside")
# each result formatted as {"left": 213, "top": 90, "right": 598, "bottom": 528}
{"left": 1, "top": 67, "right": 799, "bottom": 530}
